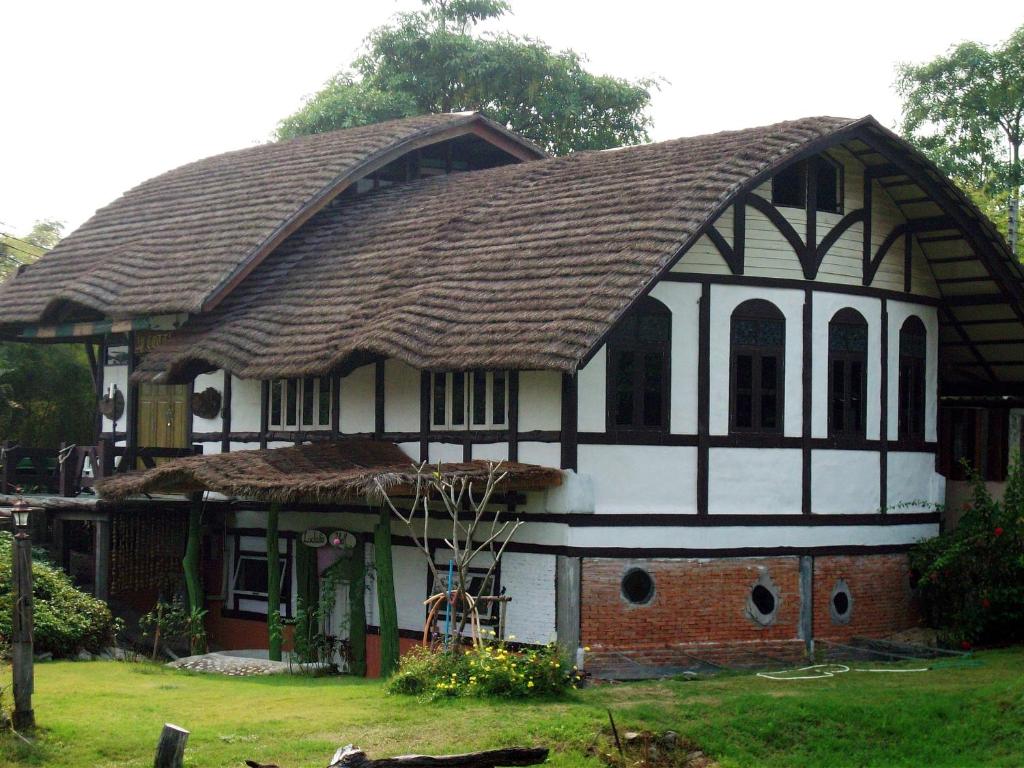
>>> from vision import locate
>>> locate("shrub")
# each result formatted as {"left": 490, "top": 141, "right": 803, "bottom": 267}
{"left": 910, "top": 456, "right": 1024, "bottom": 647}
{"left": 0, "top": 531, "right": 120, "bottom": 657}
{"left": 387, "top": 639, "right": 578, "bottom": 700}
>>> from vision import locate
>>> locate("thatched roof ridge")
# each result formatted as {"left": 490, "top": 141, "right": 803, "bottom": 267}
{"left": 0, "top": 112, "right": 542, "bottom": 325}
{"left": 135, "top": 115, "right": 861, "bottom": 380}
{"left": 96, "top": 440, "right": 563, "bottom": 503}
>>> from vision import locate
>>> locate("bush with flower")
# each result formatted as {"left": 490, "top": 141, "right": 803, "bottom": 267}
{"left": 387, "top": 634, "right": 579, "bottom": 700}
{"left": 910, "top": 455, "right": 1024, "bottom": 648}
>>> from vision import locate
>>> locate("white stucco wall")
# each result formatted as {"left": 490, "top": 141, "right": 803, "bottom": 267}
{"left": 101, "top": 362, "right": 128, "bottom": 434}
{"left": 384, "top": 360, "right": 420, "bottom": 433}
{"left": 578, "top": 444, "right": 697, "bottom": 514}
{"left": 192, "top": 371, "right": 224, "bottom": 435}
{"left": 887, "top": 452, "right": 945, "bottom": 512}
{"left": 708, "top": 448, "right": 802, "bottom": 514}
{"left": 500, "top": 552, "right": 557, "bottom": 645}
{"left": 811, "top": 450, "right": 880, "bottom": 513}
{"left": 231, "top": 376, "right": 263, "bottom": 432}
{"left": 576, "top": 346, "right": 606, "bottom": 433}
{"left": 518, "top": 371, "right": 561, "bottom": 431}
{"left": 340, "top": 364, "right": 375, "bottom": 433}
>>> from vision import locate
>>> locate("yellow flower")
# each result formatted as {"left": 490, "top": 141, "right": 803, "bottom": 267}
{"left": 508, "top": 634, "right": 516, "bottom": 640}
{"left": 584, "top": 646, "right": 591, "bottom": 652}
{"left": 527, "top": 680, "right": 534, "bottom": 688}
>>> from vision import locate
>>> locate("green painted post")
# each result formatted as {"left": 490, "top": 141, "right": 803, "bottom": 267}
{"left": 182, "top": 497, "right": 203, "bottom": 615}
{"left": 266, "top": 503, "right": 282, "bottom": 661}
{"left": 374, "top": 507, "right": 400, "bottom": 676}
{"left": 348, "top": 539, "right": 367, "bottom": 676}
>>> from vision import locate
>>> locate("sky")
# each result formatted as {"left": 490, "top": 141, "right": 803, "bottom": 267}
{"left": 1, "top": 0, "right": 1019, "bottom": 237}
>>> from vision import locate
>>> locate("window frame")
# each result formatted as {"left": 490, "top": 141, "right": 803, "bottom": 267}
{"left": 268, "top": 376, "right": 333, "bottom": 431}
{"left": 827, "top": 308, "right": 869, "bottom": 440}
{"left": 431, "top": 370, "right": 509, "bottom": 430}
{"left": 604, "top": 296, "right": 672, "bottom": 433}
{"left": 770, "top": 155, "right": 844, "bottom": 215}
{"left": 227, "top": 534, "right": 293, "bottom": 618}
{"left": 729, "top": 299, "right": 786, "bottom": 435}
{"left": 897, "top": 316, "right": 927, "bottom": 442}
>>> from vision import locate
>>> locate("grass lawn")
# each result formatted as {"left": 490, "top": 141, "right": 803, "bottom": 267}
{"left": 1, "top": 648, "right": 1023, "bottom": 767}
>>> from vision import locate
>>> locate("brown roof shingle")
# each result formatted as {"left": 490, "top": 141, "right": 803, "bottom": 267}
{"left": 0, "top": 113, "right": 539, "bottom": 324}
{"left": 136, "top": 116, "right": 858, "bottom": 380}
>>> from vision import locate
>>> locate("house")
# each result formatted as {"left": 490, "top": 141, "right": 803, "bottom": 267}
{"left": 1, "top": 112, "right": 1021, "bottom": 675}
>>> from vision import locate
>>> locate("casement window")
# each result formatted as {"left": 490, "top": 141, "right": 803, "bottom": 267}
{"left": 606, "top": 297, "right": 671, "bottom": 431}
{"left": 771, "top": 156, "right": 843, "bottom": 214}
{"left": 898, "top": 316, "right": 927, "bottom": 441}
{"left": 269, "top": 376, "right": 333, "bottom": 430}
{"left": 938, "top": 407, "right": 1009, "bottom": 481}
{"left": 228, "top": 534, "right": 292, "bottom": 617}
{"left": 730, "top": 299, "right": 785, "bottom": 434}
{"left": 430, "top": 557, "right": 501, "bottom": 627}
{"left": 828, "top": 308, "right": 868, "bottom": 439}
{"left": 431, "top": 371, "right": 509, "bottom": 429}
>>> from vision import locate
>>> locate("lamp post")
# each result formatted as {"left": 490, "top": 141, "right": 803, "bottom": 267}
{"left": 2, "top": 498, "right": 40, "bottom": 730}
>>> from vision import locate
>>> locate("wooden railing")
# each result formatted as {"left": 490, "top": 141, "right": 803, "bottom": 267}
{"left": 0, "top": 440, "right": 202, "bottom": 497}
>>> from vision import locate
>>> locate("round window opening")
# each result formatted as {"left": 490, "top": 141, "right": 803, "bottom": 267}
{"left": 621, "top": 568, "right": 655, "bottom": 605}
{"left": 751, "top": 584, "right": 776, "bottom": 616}
{"left": 833, "top": 591, "right": 850, "bottom": 615}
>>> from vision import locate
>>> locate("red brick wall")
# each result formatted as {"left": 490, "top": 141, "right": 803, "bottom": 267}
{"left": 813, "top": 554, "right": 919, "bottom": 640}
{"left": 580, "top": 553, "right": 918, "bottom": 652}
{"left": 581, "top": 557, "right": 801, "bottom": 649}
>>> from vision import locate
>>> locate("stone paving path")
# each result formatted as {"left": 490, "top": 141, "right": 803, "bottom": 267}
{"left": 167, "top": 652, "right": 293, "bottom": 676}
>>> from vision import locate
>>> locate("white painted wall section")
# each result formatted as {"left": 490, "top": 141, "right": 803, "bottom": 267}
{"left": 576, "top": 346, "right": 606, "bottom": 433}
{"left": 708, "top": 448, "right": 802, "bottom": 514}
{"left": 651, "top": 280, "right": 701, "bottom": 434}
{"left": 192, "top": 370, "right": 224, "bottom": 434}
{"left": 500, "top": 552, "right": 557, "bottom": 645}
{"left": 518, "top": 371, "right": 561, "bottom": 431}
{"left": 340, "top": 364, "right": 375, "bottom": 433}
{"left": 811, "top": 450, "right": 880, "bottom": 513}
{"left": 578, "top": 444, "right": 697, "bottom": 514}
{"left": 384, "top": 360, "right": 420, "bottom": 433}
{"left": 887, "top": 452, "right": 945, "bottom": 512}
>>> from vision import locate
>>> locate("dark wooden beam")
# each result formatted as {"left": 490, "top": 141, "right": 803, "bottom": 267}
{"left": 560, "top": 373, "right": 578, "bottom": 471}
{"left": 221, "top": 370, "right": 232, "bottom": 454}
{"left": 508, "top": 370, "right": 520, "bottom": 462}
{"left": 805, "top": 158, "right": 819, "bottom": 279}
{"left": 697, "top": 281, "right": 711, "bottom": 515}
{"left": 259, "top": 380, "right": 269, "bottom": 450}
{"left": 419, "top": 371, "right": 430, "bottom": 462}
{"left": 816, "top": 208, "right": 866, "bottom": 270}
{"left": 879, "top": 299, "right": 888, "bottom": 514}
{"left": 862, "top": 175, "right": 873, "bottom": 282}
{"left": 747, "top": 194, "right": 809, "bottom": 276}
{"left": 374, "top": 360, "right": 385, "bottom": 439}
{"left": 903, "top": 230, "right": 913, "bottom": 293}
{"left": 939, "top": 307, "right": 998, "bottom": 384}
{"left": 802, "top": 288, "right": 812, "bottom": 515}
{"left": 733, "top": 196, "right": 746, "bottom": 275}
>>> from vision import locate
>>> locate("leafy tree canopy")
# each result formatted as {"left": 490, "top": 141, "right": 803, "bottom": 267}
{"left": 276, "top": 0, "right": 656, "bottom": 155}
{"left": 896, "top": 25, "right": 1023, "bottom": 243}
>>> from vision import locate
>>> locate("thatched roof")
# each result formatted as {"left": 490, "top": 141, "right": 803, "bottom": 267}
{"left": 96, "top": 440, "right": 563, "bottom": 503}
{"left": 134, "top": 116, "right": 861, "bottom": 380}
{"left": 0, "top": 113, "right": 541, "bottom": 324}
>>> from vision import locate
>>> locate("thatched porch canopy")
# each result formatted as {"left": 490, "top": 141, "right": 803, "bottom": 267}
{"left": 96, "top": 439, "right": 563, "bottom": 503}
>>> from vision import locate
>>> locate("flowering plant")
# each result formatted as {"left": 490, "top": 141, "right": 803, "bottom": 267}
{"left": 387, "top": 635, "right": 579, "bottom": 700}
{"left": 910, "top": 455, "right": 1024, "bottom": 647}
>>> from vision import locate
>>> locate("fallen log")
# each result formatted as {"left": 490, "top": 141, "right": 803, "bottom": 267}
{"left": 245, "top": 744, "right": 549, "bottom": 768}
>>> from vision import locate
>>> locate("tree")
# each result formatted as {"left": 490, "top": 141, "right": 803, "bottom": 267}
{"left": 276, "top": 0, "right": 656, "bottom": 155}
{"left": 0, "top": 219, "right": 94, "bottom": 451}
{"left": 896, "top": 25, "right": 1023, "bottom": 253}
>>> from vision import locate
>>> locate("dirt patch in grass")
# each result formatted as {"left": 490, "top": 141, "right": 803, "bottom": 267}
{"left": 596, "top": 728, "right": 717, "bottom": 768}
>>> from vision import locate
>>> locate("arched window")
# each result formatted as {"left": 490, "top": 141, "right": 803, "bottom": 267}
{"left": 606, "top": 297, "right": 671, "bottom": 431}
{"left": 828, "top": 308, "right": 868, "bottom": 439}
{"left": 898, "top": 316, "right": 927, "bottom": 441}
{"left": 730, "top": 299, "right": 785, "bottom": 433}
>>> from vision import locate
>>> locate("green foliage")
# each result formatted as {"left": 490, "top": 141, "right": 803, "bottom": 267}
{"left": 276, "top": 0, "right": 655, "bottom": 155}
{"left": 0, "top": 342, "right": 95, "bottom": 451}
{"left": 387, "top": 639, "right": 577, "bottom": 700}
{"left": 896, "top": 24, "right": 1024, "bottom": 240}
{"left": 910, "top": 457, "right": 1024, "bottom": 647}
{"left": 0, "top": 531, "right": 118, "bottom": 657}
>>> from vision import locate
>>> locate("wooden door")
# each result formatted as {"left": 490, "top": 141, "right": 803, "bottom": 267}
{"left": 137, "top": 383, "right": 189, "bottom": 450}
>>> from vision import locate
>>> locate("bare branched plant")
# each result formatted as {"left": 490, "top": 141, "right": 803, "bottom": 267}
{"left": 374, "top": 461, "right": 521, "bottom": 645}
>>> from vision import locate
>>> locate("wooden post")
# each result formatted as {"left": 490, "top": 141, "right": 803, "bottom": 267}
{"left": 94, "top": 515, "right": 111, "bottom": 602}
{"left": 182, "top": 496, "right": 203, "bottom": 615}
{"left": 374, "top": 507, "right": 399, "bottom": 677}
{"left": 11, "top": 529, "right": 34, "bottom": 730}
{"left": 266, "top": 503, "right": 282, "bottom": 661}
{"left": 153, "top": 723, "right": 189, "bottom": 768}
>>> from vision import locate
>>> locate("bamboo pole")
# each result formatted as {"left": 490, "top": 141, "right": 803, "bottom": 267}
{"left": 182, "top": 496, "right": 203, "bottom": 615}
{"left": 266, "top": 503, "right": 282, "bottom": 661}
{"left": 374, "top": 507, "right": 399, "bottom": 676}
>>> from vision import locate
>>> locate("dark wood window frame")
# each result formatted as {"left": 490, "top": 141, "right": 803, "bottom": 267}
{"left": 898, "top": 316, "right": 927, "bottom": 441}
{"left": 828, "top": 308, "right": 869, "bottom": 440}
{"left": 771, "top": 155, "right": 844, "bottom": 215}
{"left": 605, "top": 296, "right": 672, "bottom": 433}
{"left": 730, "top": 299, "right": 786, "bottom": 434}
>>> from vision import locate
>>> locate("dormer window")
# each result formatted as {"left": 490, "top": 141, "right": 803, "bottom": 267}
{"left": 771, "top": 156, "right": 842, "bottom": 214}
